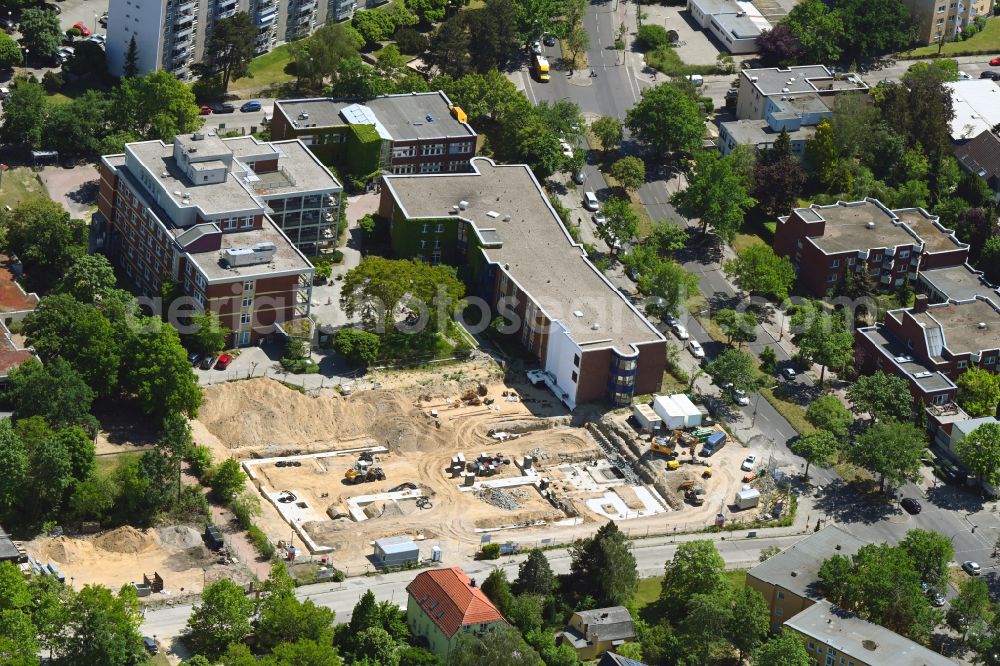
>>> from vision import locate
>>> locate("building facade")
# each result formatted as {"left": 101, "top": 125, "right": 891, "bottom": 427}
{"left": 271, "top": 93, "right": 477, "bottom": 178}
{"left": 686, "top": 0, "right": 771, "bottom": 53}
{"left": 558, "top": 607, "right": 636, "bottom": 660}
{"left": 105, "top": 0, "right": 389, "bottom": 79}
{"left": 405, "top": 567, "right": 505, "bottom": 664}
{"left": 95, "top": 133, "right": 325, "bottom": 347}
{"left": 901, "top": 0, "right": 994, "bottom": 44}
{"left": 735, "top": 66, "right": 868, "bottom": 121}
{"left": 379, "top": 157, "right": 666, "bottom": 409}
{"left": 774, "top": 199, "right": 969, "bottom": 297}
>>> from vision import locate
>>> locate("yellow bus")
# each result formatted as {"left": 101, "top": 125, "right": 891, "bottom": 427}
{"left": 532, "top": 54, "right": 550, "bottom": 82}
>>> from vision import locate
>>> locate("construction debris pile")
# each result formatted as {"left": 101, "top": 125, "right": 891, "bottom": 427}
{"left": 475, "top": 487, "right": 529, "bottom": 510}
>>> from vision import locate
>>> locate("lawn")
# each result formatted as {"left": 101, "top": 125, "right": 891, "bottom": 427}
{"left": 686, "top": 293, "right": 728, "bottom": 345}
{"left": 635, "top": 570, "right": 749, "bottom": 620}
{"left": 231, "top": 44, "right": 295, "bottom": 91}
{"left": 0, "top": 168, "right": 51, "bottom": 209}
{"left": 646, "top": 45, "right": 723, "bottom": 77}
{"left": 95, "top": 451, "right": 143, "bottom": 478}
{"left": 905, "top": 17, "right": 1000, "bottom": 56}
{"left": 759, "top": 385, "right": 816, "bottom": 436}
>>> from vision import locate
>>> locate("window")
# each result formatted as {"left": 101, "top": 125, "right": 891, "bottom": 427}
{"left": 447, "top": 160, "right": 464, "bottom": 172}
{"left": 932, "top": 394, "right": 948, "bottom": 405}
{"left": 774, "top": 607, "right": 783, "bottom": 617}
{"left": 831, "top": 259, "right": 840, "bottom": 268}
{"left": 846, "top": 257, "right": 855, "bottom": 266}
{"left": 433, "top": 240, "right": 441, "bottom": 249}
{"left": 420, "top": 162, "right": 442, "bottom": 173}
{"left": 873, "top": 253, "right": 883, "bottom": 262}
{"left": 242, "top": 296, "right": 252, "bottom": 308}
{"left": 243, "top": 280, "right": 254, "bottom": 292}
{"left": 449, "top": 142, "right": 474, "bottom": 154}
{"left": 430, "top": 251, "right": 441, "bottom": 265}
{"left": 392, "top": 164, "right": 416, "bottom": 174}
{"left": 242, "top": 216, "right": 253, "bottom": 228}
{"left": 958, "top": 360, "right": 968, "bottom": 369}
{"left": 899, "top": 250, "right": 910, "bottom": 259}
{"left": 435, "top": 223, "right": 444, "bottom": 233}
{"left": 223, "top": 218, "right": 237, "bottom": 230}
{"left": 987, "top": 356, "right": 996, "bottom": 365}
{"left": 777, "top": 591, "right": 784, "bottom": 600}
{"left": 827, "top": 274, "right": 838, "bottom": 283}
{"left": 571, "top": 371, "right": 578, "bottom": 382}
{"left": 421, "top": 224, "right": 429, "bottom": 234}
{"left": 573, "top": 354, "right": 580, "bottom": 367}
{"left": 392, "top": 145, "right": 416, "bottom": 158}
{"left": 196, "top": 274, "right": 206, "bottom": 290}
{"left": 240, "top": 312, "right": 251, "bottom": 325}
{"left": 422, "top": 143, "right": 445, "bottom": 156}
{"left": 420, "top": 240, "right": 426, "bottom": 249}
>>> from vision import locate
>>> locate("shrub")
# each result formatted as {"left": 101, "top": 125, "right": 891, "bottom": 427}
{"left": 41, "top": 71, "right": 63, "bottom": 93}
{"left": 481, "top": 543, "right": 501, "bottom": 559}
{"left": 453, "top": 339, "right": 472, "bottom": 359}
{"left": 394, "top": 27, "right": 429, "bottom": 54}
{"left": 636, "top": 24, "right": 670, "bottom": 50}
{"left": 185, "top": 444, "right": 215, "bottom": 481}
{"left": 247, "top": 525, "right": 275, "bottom": 559}
{"left": 313, "top": 260, "right": 333, "bottom": 284}
{"left": 329, "top": 249, "right": 344, "bottom": 263}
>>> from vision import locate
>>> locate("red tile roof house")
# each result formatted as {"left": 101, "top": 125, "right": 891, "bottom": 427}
{"left": 405, "top": 567, "right": 506, "bottom": 664}
{"left": 0, "top": 257, "right": 39, "bottom": 383}
{"left": 774, "top": 199, "right": 969, "bottom": 297}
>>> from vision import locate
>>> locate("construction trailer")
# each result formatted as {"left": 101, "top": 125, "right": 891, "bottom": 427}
{"left": 734, "top": 487, "right": 761, "bottom": 510}
{"left": 372, "top": 536, "right": 419, "bottom": 569}
{"left": 653, "top": 395, "right": 686, "bottom": 430}
{"left": 670, "top": 393, "right": 703, "bottom": 428}
{"left": 632, "top": 403, "right": 662, "bottom": 431}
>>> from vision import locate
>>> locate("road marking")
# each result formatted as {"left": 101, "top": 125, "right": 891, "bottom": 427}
{"left": 522, "top": 69, "right": 538, "bottom": 105}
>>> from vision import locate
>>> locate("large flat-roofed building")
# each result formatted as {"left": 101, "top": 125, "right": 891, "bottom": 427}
{"left": 945, "top": 80, "right": 1000, "bottom": 141}
{"left": 856, "top": 294, "right": 1000, "bottom": 406}
{"left": 736, "top": 66, "right": 868, "bottom": 120}
{"left": 901, "top": 0, "right": 994, "bottom": 44}
{"left": 784, "top": 600, "right": 955, "bottom": 666}
{"left": 746, "top": 525, "right": 868, "bottom": 632}
{"left": 379, "top": 157, "right": 666, "bottom": 408}
{"left": 272, "top": 92, "right": 477, "bottom": 178}
{"left": 96, "top": 133, "right": 321, "bottom": 348}
{"left": 774, "top": 199, "right": 969, "bottom": 296}
{"left": 686, "top": 0, "right": 771, "bottom": 53}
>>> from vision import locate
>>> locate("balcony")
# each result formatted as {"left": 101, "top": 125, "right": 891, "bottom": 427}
{"left": 217, "top": 7, "right": 238, "bottom": 17}
{"left": 174, "top": 25, "right": 194, "bottom": 39}
{"left": 175, "top": 0, "right": 196, "bottom": 12}
{"left": 297, "top": 0, "right": 316, "bottom": 10}
{"left": 256, "top": 8, "right": 278, "bottom": 24}
{"left": 174, "top": 11, "right": 194, "bottom": 24}
{"left": 173, "top": 46, "right": 191, "bottom": 60}
{"left": 297, "top": 13, "right": 311, "bottom": 24}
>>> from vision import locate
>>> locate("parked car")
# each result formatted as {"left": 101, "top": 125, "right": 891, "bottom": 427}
{"left": 559, "top": 139, "right": 573, "bottom": 158}
{"left": 88, "top": 34, "right": 106, "bottom": 45}
{"left": 241, "top": 99, "right": 262, "bottom": 112}
{"left": 543, "top": 34, "right": 556, "bottom": 46}
{"left": 583, "top": 191, "right": 599, "bottom": 211}
{"left": 781, "top": 367, "right": 797, "bottom": 381}
{"left": 741, "top": 454, "right": 757, "bottom": 472}
{"left": 215, "top": 354, "right": 234, "bottom": 370}
{"left": 901, "top": 497, "right": 922, "bottom": 514}
{"left": 143, "top": 637, "right": 158, "bottom": 655}
{"left": 531, "top": 40, "right": 542, "bottom": 55}
{"left": 188, "top": 351, "right": 201, "bottom": 365}
{"left": 99, "top": 12, "right": 108, "bottom": 26}
{"left": 962, "top": 561, "right": 982, "bottom": 576}
{"left": 592, "top": 213, "right": 607, "bottom": 226}
{"left": 200, "top": 355, "right": 216, "bottom": 369}
{"left": 981, "top": 70, "right": 1000, "bottom": 80}
{"left": 688, "top": 340, "right": 704, "bottom": 358}
{"left": 212, "top": 102, "right": 235, "bottom": 114}
{"left": 958, "top": 70, "right": 972, "bottom": 80}
{"left": 573, "top": 169, "right": 585, "bottom": 185}
{"left": 45, "top": 3, "right": 61, "bottom": 13}
{"left": 72, "top": 22, "right": 90, "bottom": 37}
{"left": 672, "top": 323, "right": 689, "bottom": 340}
{"left": 723, "top": 383, "right": 750, "bottom": 406}
{"left": 199, "top": 105, "right": 212, "bottom": 115}
{"left": 991, "top": 56, "right": 1000, "bottom": 66}
{"left": 663, "top": 314, "right": 677, "bottom": 327}
{"left": 930, "top": 592, "right": 946, "bottom": 607}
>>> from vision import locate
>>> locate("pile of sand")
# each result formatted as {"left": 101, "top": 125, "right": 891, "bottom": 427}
{"left": 157, "top": 526, "right": 204, "bottom": 549}
{"left": 42, "top": 537, "right": 95, "bottom": 565}
{"left": 613, "top": 486, "right": 647, "bottom": 511}
{"left": 198, "top": 379, "right": 446, "bottom": 453}
{"left": 362, "top": 499, "right": 414, "bottom": 520}
{"left": 94, "top": 526, "right": 159, "bottom": 554}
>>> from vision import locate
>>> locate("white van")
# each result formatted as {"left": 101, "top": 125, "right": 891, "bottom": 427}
{"left": 583, "top": 191, "right": 599, "bottom": 211}
{"left": 687, "top": 74, "right": 704, "bottom": 87}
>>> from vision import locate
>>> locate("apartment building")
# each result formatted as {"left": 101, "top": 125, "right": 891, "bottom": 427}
{"left": 95, "top": 132, "right": 321, "bottom": 347}
{"left": 686, "top": 0, "right": 772, "bottom": 53}
{"left": 856, "top": 294, "right": 1000, "bottom": 406}
{"left": 105, "top": 0, "right": 387, "bottom": 79}
{"left": 954, "top": 130, "right": 1000, "bottom": 198}
{"left": 271, "top": 92, "right": 477, "bottom": 177}
{"left": 774, "top": 199, "right": 970, "bottom": 297}
{"left": 785, "top": 600, "right": 954, "bottom": 666}
{"left": 379, "top": 157, "right": 666, "bottom": 409}
{"left": 735, "top": 66, "right": 868, "bottom": 121}
{"left": 901, "top": 0, "right": 994, "bottom": 44}
{"left": 746, "top": 525, "right": 868, "bottom": 633}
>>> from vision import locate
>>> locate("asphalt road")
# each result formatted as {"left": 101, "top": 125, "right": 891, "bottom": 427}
{"left": 141, "top": 532, "right": 806, "bottom": 648}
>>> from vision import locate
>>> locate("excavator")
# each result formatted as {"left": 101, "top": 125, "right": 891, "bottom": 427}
{"left": 344, "top": 460, "right": 386, "bottom": 484}
{"left": 651, "top": 430, "right": 699, "bottom": 459}
{"left": 679, "top": 479, "right": 706, "bottom": 506}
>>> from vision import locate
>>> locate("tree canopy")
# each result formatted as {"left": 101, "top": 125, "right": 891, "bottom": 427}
{"left": 805, "top": 395, "right": 854, "bottom": 439}
{"left": 850, "top": 420, "right": 926, "bottom": 491}
{"left": 955, "top": 422, "right": 1000, "bottom": 487}
{"left": 790, "top": 429, "right": 840, "bottom": 479}
{"left": 706, "top": 349, "right": 759, "bottom": 394}
{"left": 723, "top": 245, "right": 795, "bottom": 300}
{"left": 626, "top": 83, "right": 705, "bottom": 156}
{"left": 846, "top": 371, "right": 913, "bottom": 422}
{"left": 568, "top": 522, "right": 637, "bottom": 607}
{"left": 672, "top": 151, "right": 756, "bottom": 240}
{"left": 956, "top": 367, "right": 1000, "bottom": 418}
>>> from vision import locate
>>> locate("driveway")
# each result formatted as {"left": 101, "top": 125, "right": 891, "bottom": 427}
{"left": 310, "top": 192, "right": 373, "bottom": 331}
{"left": 37, "top": 164, "right": 99, "bottom": 218}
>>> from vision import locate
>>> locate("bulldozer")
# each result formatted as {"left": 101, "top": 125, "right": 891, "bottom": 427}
{"left": 344, "top": 460, "right": 386, "bottom": 484}
{"left": 679, "top": 479, "right": 706, "bottom": 506}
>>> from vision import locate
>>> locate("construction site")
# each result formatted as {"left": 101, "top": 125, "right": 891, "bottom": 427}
{"left": 188, "top": 364, "right": 773, "bottom": 572}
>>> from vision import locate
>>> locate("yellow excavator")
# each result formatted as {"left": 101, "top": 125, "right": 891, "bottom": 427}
{"left": 344, "top": 460, "right": 386, "bottom": 484}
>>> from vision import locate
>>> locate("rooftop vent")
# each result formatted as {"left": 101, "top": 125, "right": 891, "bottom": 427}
{"left": 298, "top": 111, "right": 309, "bottom": 120}
{"left": 591, "top": 323, "right": 600, "bottom": 330}
{"left": 790, "top": 571, "right": 797, "bottom": 577}
{"left": 163, "top": 171, "right": 169, "bottom": 177}
{"left": 192, "top": 132, "right": 204, "bottom": 141}
{"left": 174, "top": 190, "right": 182, "bottom": 196}
{"left": 835, "top": 544, "right": 842, "bottom": 550}
{"left": 914, "top": 371, "right": 932, "bottom": 378}
{"left": 866, "top": 221, "right": 876, "bottom": 229}
{"left": 750, "top": 76, "right": 759, "bottom": 82}
{"left": 979, "top": 322, "right": 988, "bottom": 329}
{"left": 862, "top": 640, "right": 878, "bottom": 652}
{"left": 222, "top": 242, "right": 277, "bottom": 268}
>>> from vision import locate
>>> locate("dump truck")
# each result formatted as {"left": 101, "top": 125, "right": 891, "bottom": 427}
{"left": 680, "top": 480, "right": 706, "bottom": 505}
{"left": 532, "top": 54, "right": 550, "bottom": 82}
{"left": 345, "top": 461, "right": 386, "bottom": 484}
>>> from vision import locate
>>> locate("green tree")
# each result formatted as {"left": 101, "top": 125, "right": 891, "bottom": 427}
{"left": 0, "top": 32, "right": 23, "bottom": 69}
{"left": 565, "top": 25, "right": 589, "bottom": 73}
{"left": 123, "top": 36, "right": 139, "bottom": 77}
{"left": 980, "top": 236, "right": 1000, "bottom": 285}
{"left": 805, "top": 119, "right": 840, "bottom": 189}
{"left": 955, "top": 421, "right": 1000, "bottom": 487}
{"left": 480, "top": 569, "right": 514, "bottom": 616}
{"left": 790, "top": 429, "right": 840, "bottom": 479}
{"left": 751, "top": 630, "right": 809, "bottom": 666}
{"left": 398, "top": 646, "right": 442, "bottom": 666}
{"left": 69, "top": 472, "right": 116, "bottom": 522}
{"left": 752, "top": 135, "right": 806, "bottom": 216}
{"left": 55, "top": 584, "right": 146, "bottom": 666}
{"left": 63, "top": 41, "right": 108, "bottom": 78}
{"left": 58, "top": 255, "right": 117, "bottom": 303}
{"left": 0, "top": 420, "right": 27, "bottom": 520}
{"left": 569, "top": 522, "right": 637, "bottom": 607}
{"left": 511, "top": 120, "right": 564, "bottom": 180}
{"left": 805, "top": 395, "right": 853, "bottom": 439}
{"left": 0, "top": 607, "right": 39, "bottom": 666}
{"left": 7, "top": 358, "right": 96, "bottom": 429}
{"left": 636, "top": 260, "right": 698, "bottom": 319}
{"left": 196, "top": 12, "right": 256, "bottom": 90}
{"left": 257, "top": 594, "right": 335, "bottom": 651}
{"left": 468, "top": 0, "right": 518, "bottom": 71}
{"left": 427, "top": 16, "right": 472, "bottom": 78}
{"left": 783, "top": 0, "right": 844, "bottom": 63}
{"left": 449, "top": 623, "right": 542, "bottom": 666}
{"left": 515, "top": 549, "right": 554, "bottom": 596}
{"left": 19, "top": 8, "right": 62, "bottom": 60}
{"left": 759, "top": 346, "right": 777, "bottom": 374}
{"left": 122, "top": 319, "right": 202, "bottom": 418}
{"left": 610, "top": 156, "right": 646, "bottom": 192}
{"left": 850, "top": 420, "right": 926, "bottom": 492}
{"left": 796, "top": 310, "right": 854, "bottom": 386}
{"left": 672, "top": 151, "right": 756, "bottom": 240}
{"left": 591, "top": 116, "right": 623, "bottom": 153}
{"left": 0, "top": 79, "right": 46, "bottom": 147}
{"left": 290, "top": 22, "right": 364, "bottom": 89}
{"left": 2, "top": 200, "right": 87, "bottom": 291}
{"left": 712, "top": 309, "right": 757, "bottom": 348}
{"left": 210, "top": 458, "right": 246, "bottom": 501}
{"left": 265, "top": 639, "right": 343, "bottom": 666}
{"left": 659, "top": 540, "right": 726, "bottom": 622}
{"left": 352, "top": 9, "right": 396, "bottom": 43}
{"left": 598, "top": 197, "right": 638, "bottom": 253}
{"left": 405, "top": 0, "right": 447, "bottom": 24}
{"left": 114, "top": 71, "right": 201, "bottom": 141}
{"left": 650, "top": 222, "right": 687, "bottom": 255}
{"left": 723, "top": 244, "right": 795, "bottom": 301}
{"left": 186, "top": 579, "right": 254, "bottom": 659}
{"left": 334, "top": 328, "right": 382, "bottom": 367}
{"left": 846, "top": 371, "right": 913, "bottom": 422}
{"left": 956, "top": 367, "right": 1000, "bottom": 418}
{"left": 189, "top": 309, "right": 230, "bottom": 356}
{"left": 706, "top": 349, "right": 759, "bottom": 394}
{"left": 947, "top": 578, "right": 991, "bottom": 639}
{"left": 899, "top": 529, "right": 953, "bottom": 592}
{"left": 626, "top": 83, "right": 705, "bottom": 156}
{"left": 835, "top": 0, "right": 914, "bottom": 64}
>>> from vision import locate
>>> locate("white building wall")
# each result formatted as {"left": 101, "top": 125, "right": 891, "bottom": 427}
{"left": 544, "top": 321, "right": 584, "bottom": 406}
{"left": 106, "top": 0, "right": 167, "bottom": 76}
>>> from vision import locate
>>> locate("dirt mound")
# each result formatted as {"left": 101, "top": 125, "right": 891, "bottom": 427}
{"left": 157, "top": 526, "right": 203, "bottom": 550}
{"left": 94, "top": 526, "right": 159, "bottom": 554}
{"left": 41, "top": 537, "right": 95, "bottom": 565}
{"left": 198, "top": 379, "right": 447, "bottom": 453}
{"left": 613, "top": 486, "right": 646, "bottom": 511}
{"left": 363, "top": 499, "right": 415, "bottom": 520}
